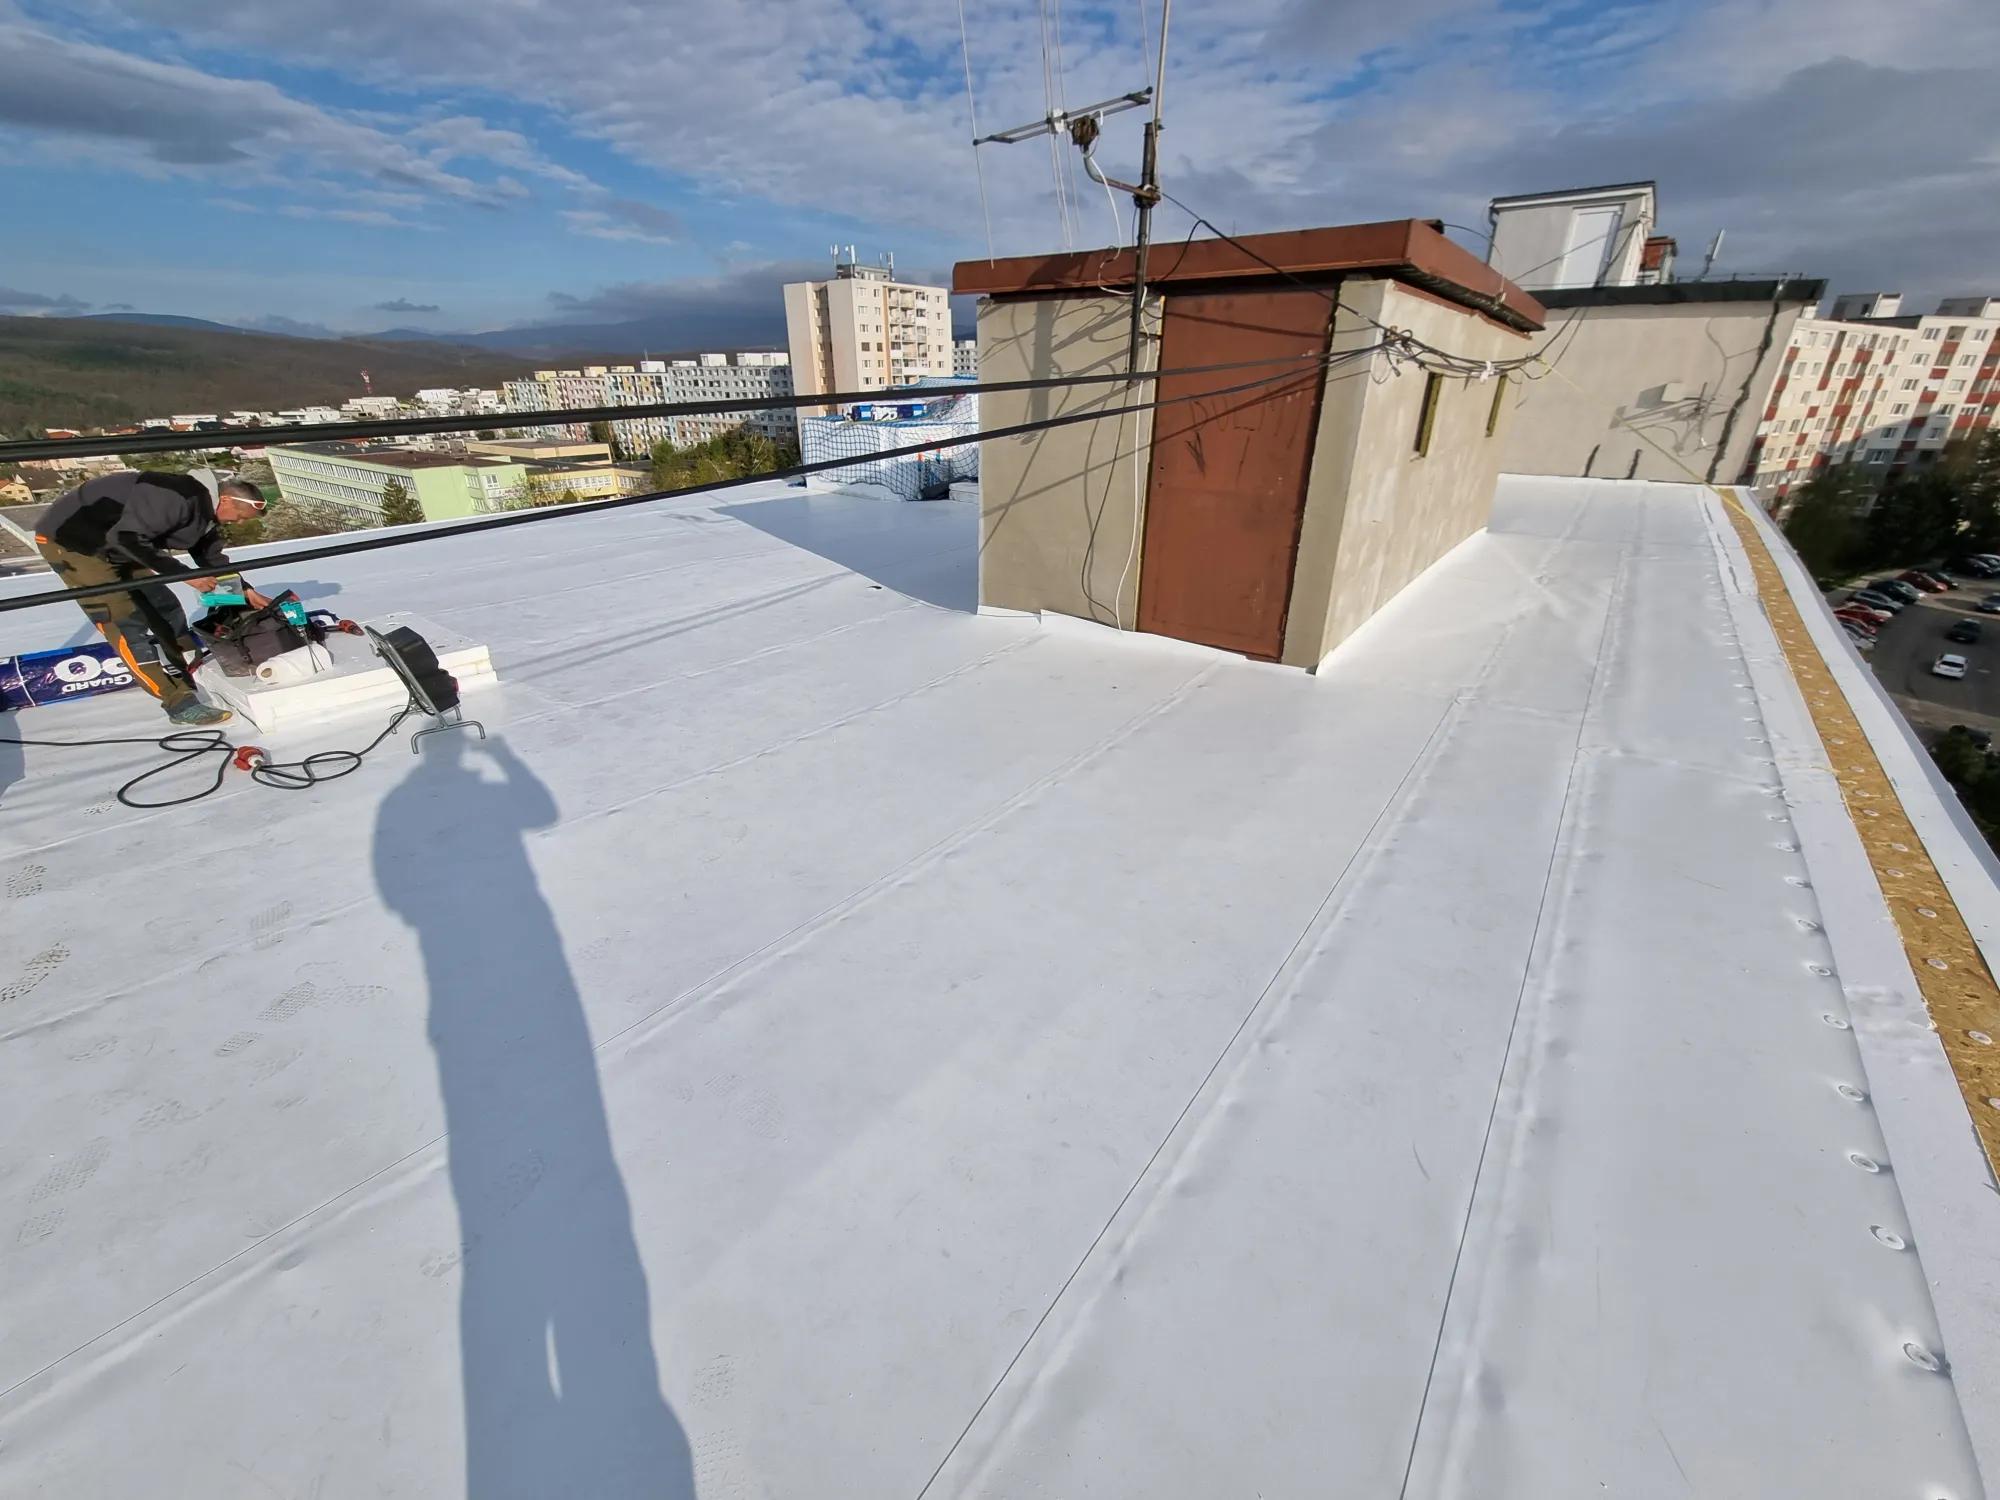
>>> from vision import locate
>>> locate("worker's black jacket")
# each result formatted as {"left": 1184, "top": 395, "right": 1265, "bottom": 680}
{"left": 39, "top": 471, "right": 233, "bottom": 576}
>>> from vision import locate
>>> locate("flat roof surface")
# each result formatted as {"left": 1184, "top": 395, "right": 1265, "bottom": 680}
{"left": 273, "top": 442, "right": 514, "bottom": 470}
{"left": 465, "top": 440, "right": 611, "bottom": 453}
{"left": 952, "top": 218, "right": 1546, "bottom": 333}
{"left": 1489, "top": 179, "right": 1657, "bottom": 205}
{"left": 1537, "top": 278, "right": 1826, "bottom": 309}
{"left": 2, "top": 476, "right": 1998, "bottom": 1497}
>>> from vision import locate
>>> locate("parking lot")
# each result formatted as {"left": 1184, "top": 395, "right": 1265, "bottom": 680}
{"left": 1847, "top": 581, "right": 2000, "bottom": 740}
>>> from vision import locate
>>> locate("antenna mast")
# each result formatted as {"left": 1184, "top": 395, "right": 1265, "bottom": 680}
{"left": 1126, "top": 0, "right": 1171, "bottom": 381}
{"left": 972, "top": 0, "right": 1171, "bottom": 378}
{"left": 1701, "top": 230, "right": 1726, "bottom": 279}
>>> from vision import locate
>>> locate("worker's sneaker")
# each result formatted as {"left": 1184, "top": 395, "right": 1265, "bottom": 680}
{"left": 166, "top": 700, "right": 232, "bottom": 727}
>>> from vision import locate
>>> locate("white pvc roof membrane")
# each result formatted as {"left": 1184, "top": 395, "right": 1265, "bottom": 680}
{"left": 2, "top": 476, "right": 1997, "bottom": 1498}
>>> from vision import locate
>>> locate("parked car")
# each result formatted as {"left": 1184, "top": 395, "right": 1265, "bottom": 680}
{"left": 1951, "top": 557, "right": 2000, "bottom": 577}
{"left": 1850, "top": 590, "right": 1905, "bottom": 612}
{"left": 1836, "top": 601, "right": 1886, "bottom": 623}
{"left": 1900, "top": 570, "right": 1952, "bottom": 592}
{"left": 1835, "top": 613, "right": 1878, "bottom": 637}
{"left": 1870, "top": 579, "right": 1923, "bottom": 603}
{"left": 1933, "top": 652, "right": 1969, "bottom": 679}
{"left": 1947, "top": 619, "right": 1984, "bottom": 644}
{"left": 1842, "top": 624, "right": 1877, "bottom": 651}
{"left": 1977, "top": 597, "right": 2000, "bottom": 615}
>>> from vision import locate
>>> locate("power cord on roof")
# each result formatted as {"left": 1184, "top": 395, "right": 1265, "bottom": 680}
{"left": 0, "top": 700, "right": 417, "bottom": 808}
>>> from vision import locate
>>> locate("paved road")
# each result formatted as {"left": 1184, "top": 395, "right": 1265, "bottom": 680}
{"left": 1853, "top": 586, "right": 2000, "bottom": 740}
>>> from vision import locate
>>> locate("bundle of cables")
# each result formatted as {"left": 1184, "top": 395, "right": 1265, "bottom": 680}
{"left": 0, "top": 698, "right": 418, "bottom": 809}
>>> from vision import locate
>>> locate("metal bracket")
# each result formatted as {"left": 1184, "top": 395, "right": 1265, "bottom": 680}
{"left": 974, "top": 89, "right": 1149, "bottom": 146}
{"left": 411, "top": 706, "right": 487, "bottom": 755}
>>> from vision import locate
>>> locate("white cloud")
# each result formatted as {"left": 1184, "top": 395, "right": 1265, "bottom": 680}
{"left": 10, "top": 0, "right": 2000, "bottom": 307}
{"left": 0, "top": 14, "right": 672, "bottom": 245}
{"left": 563, "top": 211, "right": 667, "bottom": 247}
{"left": 0, "top": 20, "right": 516, "bottom": 205}
{"left": 279, "top": 203, "right": 428, "bottom": 229}
{"left": 561, "top": 198, "right": 683, "bottom": 247}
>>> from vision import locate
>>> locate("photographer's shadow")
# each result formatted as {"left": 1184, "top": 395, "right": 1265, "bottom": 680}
{"left": 374, "top": 733, "right": 693, "bottom": 1498}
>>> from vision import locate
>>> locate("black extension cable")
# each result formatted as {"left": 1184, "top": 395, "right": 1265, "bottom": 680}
{"left": 0, "top": 700, "right": 418, "bottom": 809}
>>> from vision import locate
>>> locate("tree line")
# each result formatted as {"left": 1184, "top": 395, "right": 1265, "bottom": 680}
{"left": 1783, "top": 432, "right": 2000, "bottom": 580}
{"left": 94, "top": 425, "right": 803, "bottom": 545}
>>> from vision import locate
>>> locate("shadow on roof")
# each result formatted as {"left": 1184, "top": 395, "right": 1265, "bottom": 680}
{"left": 0, "top": 711, "right": 22, "bottom": 810}
{"left": 373, "top": 733, "right": 694, "bottom": 1498}
{"left": 717, "top": 489, "right": 977, "bottom": 612}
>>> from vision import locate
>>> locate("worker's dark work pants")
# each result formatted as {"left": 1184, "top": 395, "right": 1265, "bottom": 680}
{"left": 34, "top": 538, "right": 198, "bottom": 712}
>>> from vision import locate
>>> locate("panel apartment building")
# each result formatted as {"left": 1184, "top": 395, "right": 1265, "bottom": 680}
{"left": 783, "top": 252, "right": 954, "bottom": 415}
{"left": 503, "top": 354, "right": 795, "bottom": 458}
{"left": 267, "top": 443, "right": 532, "bottom": 524}
{"left": 1749, "top": 296, "right": 2000, "bottom": 499}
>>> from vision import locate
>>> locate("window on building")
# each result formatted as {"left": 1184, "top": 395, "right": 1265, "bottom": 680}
{"left": 1414, "top": 373, "right": 1443, "bottom": 457}
{"left": 1949, "top": 380, "right": 1967, "bottom": 393}
{"left": 1892, "top": 403, "right": 1909, "bottom": 415}
{"left": 1923, "top": 328, "right": 1941, "bottom": 339}
{"left": 1962, "top": 353, "right": 1978, "bottom": 366}
{"left": 1948, "top": 325, "right": 1967, "bottom": 339}
{"left": 1903, "top": 379, "right": 1919, "bottom": 390}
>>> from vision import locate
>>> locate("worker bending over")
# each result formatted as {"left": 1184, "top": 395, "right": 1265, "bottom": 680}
{"left": 35, "top": 468, "right": 274, "bottom": 727}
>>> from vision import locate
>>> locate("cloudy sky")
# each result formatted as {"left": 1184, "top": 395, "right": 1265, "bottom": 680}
{"left": 0, "top": 0, "right": 1994, "bottom": 338}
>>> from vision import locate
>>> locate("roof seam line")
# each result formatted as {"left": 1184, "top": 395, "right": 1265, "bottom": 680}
{"left": 1394, "top": 542, "right": 1630, "bottom": 1498}
{"left": 588, "top": 654, "right": 1224, "bottom": 1064}
{"left": 913, "top": 676, "right": 1478, "bottom": 1498}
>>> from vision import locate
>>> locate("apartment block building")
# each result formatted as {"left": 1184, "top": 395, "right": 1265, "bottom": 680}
{"left": 499, "top": 373, "right": 583, "bottom": 443}
{"left": 414, "top": 387, "right": 505, "bottom": 416}
{"left": 1749, "top": 298, "right": 2000, "bottom": 498}
{"left": 268, "top": 443, "right": 530, "bottom": 524}
{"left": 661, "top": 353, "right": 795, "bottom": 448}
{"left": 508, "top": 355, "right": 795, "bottom": 458}
{"left": 783, "top": 252, "right": 954, "bottom": 415}
{"left": 954, "top": 339, "right": 977, "bottom": 377}
{"left": 600, "top": 354, "right": 795, "bottom": 456}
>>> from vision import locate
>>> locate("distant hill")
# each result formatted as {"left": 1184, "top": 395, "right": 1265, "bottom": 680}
{"left": 0, "top": 316, "right": 543, "bottom": 435}
{"left": 364, "top": 326, "right": 451, "bottom": 343}
{"left": 437, "top": 314, "right": 790, "bottom": 359}
{"left": 77, "top": 312, "right": 252, "bottom": 335}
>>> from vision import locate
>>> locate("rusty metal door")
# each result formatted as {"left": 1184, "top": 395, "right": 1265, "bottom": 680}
{"left": 1137, "top": 289, "right": 1332, "bottom": 659}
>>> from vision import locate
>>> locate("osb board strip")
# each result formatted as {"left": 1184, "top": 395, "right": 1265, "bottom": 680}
{"left": 1722, "top": 494, "right": 2000, "bottom": 1174}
